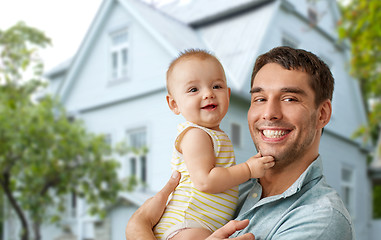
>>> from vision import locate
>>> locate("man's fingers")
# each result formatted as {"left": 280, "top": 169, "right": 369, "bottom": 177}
{"left": 155, "top": 171, "right": 181, "bottom": 203}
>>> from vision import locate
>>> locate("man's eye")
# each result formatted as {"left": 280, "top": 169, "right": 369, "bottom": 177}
{"left": 284, "top": 98, "right": 297, "bottom": 102}
{"left": 254, "top": 98, "right": 266, "bottom": 102}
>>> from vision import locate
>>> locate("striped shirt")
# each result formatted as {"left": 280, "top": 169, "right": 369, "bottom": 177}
{"left": 154, "top": 122, "right": 238, "bottom": 239}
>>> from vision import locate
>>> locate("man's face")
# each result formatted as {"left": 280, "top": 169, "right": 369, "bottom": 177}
{"left": 248, "top": 63, "right": 322, "bottom": 168}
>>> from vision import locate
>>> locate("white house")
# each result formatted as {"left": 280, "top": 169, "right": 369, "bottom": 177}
{"left": 4, "top": 0, "right": 380, "bottom": 239}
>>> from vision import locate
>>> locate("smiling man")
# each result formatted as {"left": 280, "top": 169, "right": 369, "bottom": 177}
{"left": 125, "top": 47, "right": 354, "bottom": 240}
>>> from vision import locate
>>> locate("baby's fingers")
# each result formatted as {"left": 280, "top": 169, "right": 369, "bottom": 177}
{"left": 261, "top": 155, "right": 275, "bottom": 163}
{"left": 265, "top": 160, "right": 275, "bottom": 169}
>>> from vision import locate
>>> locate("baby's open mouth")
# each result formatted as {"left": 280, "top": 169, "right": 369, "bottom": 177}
{"left": 202, "top": 104, "right": 217, "bottom": 110}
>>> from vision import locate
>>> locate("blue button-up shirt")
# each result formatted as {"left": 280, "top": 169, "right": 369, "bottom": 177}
{"left": 232, "top": 157, "right": 354, "bottom": 239}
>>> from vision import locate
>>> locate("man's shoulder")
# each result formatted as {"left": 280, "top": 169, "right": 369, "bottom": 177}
{"left": 298, "top": 177, "right": 349, "bottom": 211}
{"left": 291, "top": 176, "right": 353, "bottom": 227}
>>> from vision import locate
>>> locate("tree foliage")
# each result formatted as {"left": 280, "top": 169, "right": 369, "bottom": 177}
{"left": 338, "top": 0, "right": 381, "bottom": 144}
{"left": 0, "top": 22, "right": 124, "bottom": 240}
{"left": 338, "top": 0, "right": 381, "bottom": 218}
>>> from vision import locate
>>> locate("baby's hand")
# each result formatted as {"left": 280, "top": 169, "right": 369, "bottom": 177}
{"left": 246, "top": 152, "right": 275, "bottom": 178}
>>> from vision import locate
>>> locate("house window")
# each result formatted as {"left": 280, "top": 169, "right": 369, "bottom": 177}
{"left": 341, "top": 166, "right": 355, "bottom": 216}
{"left": 231, "top": 123, "right": 241, "bottom": 147}
{"left": 127, "top": 128, "right": 147, "bottom": 184}
{"left": 308, "top": 7, "right": 318, "bottom": 25}
{"left": 104, "top": 133, "right": 112, "bottom": 145}
{"left": 110, "top": 28, "right": 129, "bottom": 81}
{"left": 71, "top": 192, "right": 76, "bottom": 218}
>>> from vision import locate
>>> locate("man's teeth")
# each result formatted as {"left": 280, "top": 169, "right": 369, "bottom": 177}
{"left": 263, "top": 130, "right": 287, "bottom": 138}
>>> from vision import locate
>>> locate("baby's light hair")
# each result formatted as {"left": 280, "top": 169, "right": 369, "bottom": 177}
{"left": 166, "top": 49, "right": 223, "bottom": 94}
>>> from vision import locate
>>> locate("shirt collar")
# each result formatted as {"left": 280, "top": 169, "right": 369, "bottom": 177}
{"left": 282, "top": 156, "right": 323, "bottom": 198}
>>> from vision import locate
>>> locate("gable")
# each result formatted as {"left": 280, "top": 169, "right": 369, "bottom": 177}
{"left": 63, "top": 1, "right": 177, "bottom": 112}
{"left": 57, "top": 0, "right": 206, "bottom": 112}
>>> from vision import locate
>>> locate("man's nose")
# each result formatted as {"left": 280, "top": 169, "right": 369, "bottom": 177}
{"left": 262, "top": 100, "right": 282, "bottom": 120}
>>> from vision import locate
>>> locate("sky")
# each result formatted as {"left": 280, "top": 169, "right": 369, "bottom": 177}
{"left": 0, "top": 0, "right": 177, "bottom": 72}
{"left": 0, "top": 0, "right": 104, "bottom": 71}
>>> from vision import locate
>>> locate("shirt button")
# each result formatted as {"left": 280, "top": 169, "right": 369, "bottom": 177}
{"left": 252, "top": 193, "right": 258, "bottom": 198}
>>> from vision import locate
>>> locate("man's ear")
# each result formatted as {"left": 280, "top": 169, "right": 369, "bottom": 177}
{"left": 166, "top": 94, "right": 180, "bottom": 115}
{"left": 317, "top": 99, "right": 332, "bottom": 129}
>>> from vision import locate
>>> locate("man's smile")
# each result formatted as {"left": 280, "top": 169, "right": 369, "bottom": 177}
{"left": 262, "top": 129, "right": 290, "bottom": 139}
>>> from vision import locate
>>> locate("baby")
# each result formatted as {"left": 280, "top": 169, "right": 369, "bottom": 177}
{"left": 153, "top": 49, "right": 274, "bottom": 240}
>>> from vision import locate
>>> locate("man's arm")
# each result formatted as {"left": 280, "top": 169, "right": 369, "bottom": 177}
{"left": 125, "top": 171, "right": 255, "bottom": 240}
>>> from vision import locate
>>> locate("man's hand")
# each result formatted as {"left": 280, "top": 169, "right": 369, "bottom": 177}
{"left": 206, "top": 219, "right": 255, "bottom": 240}
{"left": 125, "top": 171, "right": 181, "bottom": 240}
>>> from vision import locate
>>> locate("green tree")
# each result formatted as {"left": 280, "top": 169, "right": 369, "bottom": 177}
{"left": 0, "top": 22, "right": 123, "bottom": 240}
{"left": 338, "top": 0, "right": 381, "bottom": 144}
{"left": 338, "top": 0, "right": 381, "bottom": 218}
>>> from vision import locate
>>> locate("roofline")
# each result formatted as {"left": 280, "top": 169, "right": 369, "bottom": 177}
{"left": 190, "top": 0, "right": 276, "bottom": 28}
{"left": 57, "top": 0, "right": 113, "bottom": 101}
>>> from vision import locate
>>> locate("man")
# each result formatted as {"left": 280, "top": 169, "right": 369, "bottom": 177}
{"left": 125, "top": 46, "right": 354, "bottom": 240}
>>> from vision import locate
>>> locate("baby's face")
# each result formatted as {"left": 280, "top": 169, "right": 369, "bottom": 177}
{"left": 167, "top": 57, "right": 230, "bottom": 131}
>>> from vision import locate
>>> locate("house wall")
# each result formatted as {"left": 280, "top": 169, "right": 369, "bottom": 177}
{"left": 108, "top": 204, "right": 138, "bottom": 240}
{"left": 288, "top": 0, "right": 339, "bottom": 38}
{"left": 320, "top": 132, "right": 372, "bottom": 240}
{"left": 64, "top": 2, "right": 172, "bottom": 114}
{"left": 79, "top": 89, "right": 186, "bottom": 191}
{"left": 371, "top": 219, "right": 381, "bottom": 240}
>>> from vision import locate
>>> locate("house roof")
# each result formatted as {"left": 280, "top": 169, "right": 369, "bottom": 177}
{"left": 120, "top": 0, "right": 206, "bottom": 52}
{"left": 159, "top": 0, "right": 271, "bottom": 25}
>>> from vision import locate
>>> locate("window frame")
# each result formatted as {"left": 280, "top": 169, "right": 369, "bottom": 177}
{"left": 109, "top": 27, "right": 130, "bottom": 83}
{"left": 126, "top": 127, "right": 148, "bottom": 186}
{"left": 340, "top": 164, "right": 356, "bottom": 219}
{"left": 230, "top": 122, "right": 242, "bottom": 148}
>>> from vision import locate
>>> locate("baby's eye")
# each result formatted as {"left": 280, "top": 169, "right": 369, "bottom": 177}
{"left": 189, "top": 87, "right": 198, "bottom": 93}
{"left": 213, "top": 85, "right": 222, "bottom": 89}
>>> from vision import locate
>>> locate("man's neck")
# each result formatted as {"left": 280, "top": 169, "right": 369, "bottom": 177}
{"left": 259, "top": 155, "right": 318, "bottom": 198}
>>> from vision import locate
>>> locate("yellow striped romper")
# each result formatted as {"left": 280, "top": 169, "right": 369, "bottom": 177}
{"left": 154, "top": 121, "right": 239, "bottom": 239}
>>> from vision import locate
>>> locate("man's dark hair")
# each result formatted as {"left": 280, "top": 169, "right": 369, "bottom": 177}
{"left": 251, "top": 46, "right": 334, "bottom": 106}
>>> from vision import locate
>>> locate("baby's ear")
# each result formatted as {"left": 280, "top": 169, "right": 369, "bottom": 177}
{"left": 166, "top": 94, "right": 180, "bottom": 115}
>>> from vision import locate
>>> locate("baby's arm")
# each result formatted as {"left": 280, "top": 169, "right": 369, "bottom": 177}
{"left": 180, "top": 128, "right": 273, "bottom": 194}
